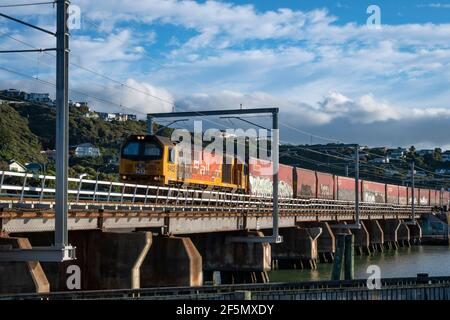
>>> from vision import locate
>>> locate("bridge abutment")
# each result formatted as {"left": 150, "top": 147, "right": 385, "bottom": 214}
{"left": 269, "top": 227, "right": 322, "bottom": 270}
{"left": 190, "top": 231, "right": 271, "bottom": 284}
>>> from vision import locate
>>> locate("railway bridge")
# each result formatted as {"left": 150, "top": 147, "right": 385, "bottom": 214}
{"left": 0, "top": 171, "right": 434, "bottom": 294}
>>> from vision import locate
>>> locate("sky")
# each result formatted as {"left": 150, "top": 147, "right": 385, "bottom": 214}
{"left": 0, "top": 0, "right": 450, "bottom": 149}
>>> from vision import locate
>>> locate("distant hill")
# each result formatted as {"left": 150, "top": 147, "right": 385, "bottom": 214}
{"left": 0, "top": 101, "right": 148, "bottom": 178}
{"left": 0, "top": 103, "right": 46, "bottom": 165}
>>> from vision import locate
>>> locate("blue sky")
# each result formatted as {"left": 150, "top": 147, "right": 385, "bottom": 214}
{"left": 1, "top": 0, "right": 450, "bottom": 148}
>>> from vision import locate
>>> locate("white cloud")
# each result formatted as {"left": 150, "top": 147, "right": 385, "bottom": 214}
{"left": 75, "top": 78, "right": 174, "bottom": 116}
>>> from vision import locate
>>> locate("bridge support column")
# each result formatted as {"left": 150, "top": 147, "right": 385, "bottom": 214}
{"left": 12, "top": 230, "right": 202, "bottom": 290}
{"left": 347, "top": 222, "right": 370, "bottom": 255}
{"left": 363, "top": 220, "right": 384, "bottom": 253}
{"left": 307, "top": 222, "right": 335, "bottom": 263}
{"left": 0, "top": 236, "right": 50, "bottom": 295}
{"left": 190, "top": 231, "right": 270, "bottom": 284}
{"left": 397, "top": 221, "right": 411, "bottom": 247}
{"left": 407, "top": 222, "right": 422, "bottom": 245}
{"left": 379, "top": 220, "right": 400, "bottom": 250}
{"left": 142, "top": 235, "right": 203, "bottom": 287}
{"left": 269, "top": 227, "right": 322, "bottom": 270}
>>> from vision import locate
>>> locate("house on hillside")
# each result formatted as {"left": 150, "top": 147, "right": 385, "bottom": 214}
{"left": 417, "top": 149, "right": 434, "bottom": 156}
{"left": 8, "top": 160, "right": 26, "bottom": 172}
{"left": 97, "top": 112, "right": 137, "bottom": 122}
{"left": 369, "top": 157, "right": 390, "bottom": 164}
{"left": 442, "top": 151, "right": 450, "bottom": 162}
{"left": 25, "top": 162, "right": 43, "bottom": 173}
{"left": 388, "top": 148, "right": 406, "bottom": 160}
{"left": 40, "top": 149, "right": 56, "bottom": 161}
{"left": 0, "top": 89, "right": 27, "bottom": 101}
{"left": 71, "top": 143, "right": 101, "bottom": 158}
{"left": 27, "top": 92, "right": 51, "bottom": 104}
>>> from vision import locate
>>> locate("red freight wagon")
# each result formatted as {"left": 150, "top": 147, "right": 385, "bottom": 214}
{"left": 336, "top": 176, "right": 359, "bottom": 201}
{"left": 430, "top": 190, "right": 439, "bottom": 206}
{"left": 407, "top": 187, "right": 419, "bottom": 205}
{"left": 398, "top": 186, "right": 408, "bottom": 205}
{"left": 418, "top": 188, "right": 430, "bottom": 206}
{"left": 316, "top": 172, "right": 335, "bottom": 200}
{"left": 442, "top": 191, "right": 450, "bottom": 208}
{"left": 296, "top": 168, "right": 316, "bottom": 198}
{"left": 248, "top": 158, "right": 294, "bottom": 198}
{"left": 361, "top": 180, "right": 386, "bottom": 203}
{"left": 386, "top": 184, "right": 399, "bottom": 204}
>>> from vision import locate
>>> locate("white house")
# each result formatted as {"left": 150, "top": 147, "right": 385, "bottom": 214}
{"left": 8, "top": 160, "right": 26, "bottom": 172}
{"left": 388, "top": 148, "right": 406, "bottom": 160}
{"left": 370, "top": 157, "right": 390, "bottom": 164}
{"left": 27, "top": 92, "right": 51, "bottom": 103}
{"left": 71, "top": 143, "right": 101, "bottom": 157}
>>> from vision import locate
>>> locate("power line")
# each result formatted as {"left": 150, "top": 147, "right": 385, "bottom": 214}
{"left": 0, "top": 1, "right": 55, "bottom": 8}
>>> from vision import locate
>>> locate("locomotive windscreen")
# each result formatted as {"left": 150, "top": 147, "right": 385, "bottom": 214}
{"left": 121, "top": 139, "right": 162, "bottom": 160}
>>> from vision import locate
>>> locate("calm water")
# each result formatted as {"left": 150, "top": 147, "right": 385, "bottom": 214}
{"left": 269, "top": 246, "right": 450, "bottom": 282}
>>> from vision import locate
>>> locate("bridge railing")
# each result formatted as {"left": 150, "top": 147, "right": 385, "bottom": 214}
{"left": 0, "top": 171, "right": 432, "bottom": 215}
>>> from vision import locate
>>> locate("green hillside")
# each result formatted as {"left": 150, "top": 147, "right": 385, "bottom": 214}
{"left": 0, "top": 103, "right": 46, "bottom": 166}
{"left": 0, "top": 101, "right": 148, "bottom": 180}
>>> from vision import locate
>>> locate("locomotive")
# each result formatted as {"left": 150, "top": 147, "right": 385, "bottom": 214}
{"left": 119, "top": 134, "right": 450, "bottom": 207}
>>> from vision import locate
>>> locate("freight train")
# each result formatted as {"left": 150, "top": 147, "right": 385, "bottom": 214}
{"left": 119, "top": 134, "right": 450, "bottom": 208}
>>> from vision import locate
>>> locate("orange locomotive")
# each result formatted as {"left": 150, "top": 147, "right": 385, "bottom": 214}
{"left": 119, "top": 135, "right": 247, "bottom": 191}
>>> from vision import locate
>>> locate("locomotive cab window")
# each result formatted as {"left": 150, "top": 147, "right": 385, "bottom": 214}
{"left": 168, "top": 148, "right": 175, "bottom": 163}
{"left": 121, "top": 138, "right": 162, "bottom": 160}
{"left": 122, "top": 142, "right": 140, "bottom": 156}
{"left": 144, "top": 142, "right": 162, "bottom": 157}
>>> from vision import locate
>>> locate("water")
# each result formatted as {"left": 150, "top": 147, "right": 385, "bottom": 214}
{"left": 269, "top": 246, "right": 450, "bottom": 282}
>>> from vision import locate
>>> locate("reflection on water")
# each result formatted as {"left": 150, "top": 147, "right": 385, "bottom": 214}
{"left": 269, "top": 246, "right": 450, "bottom": 282}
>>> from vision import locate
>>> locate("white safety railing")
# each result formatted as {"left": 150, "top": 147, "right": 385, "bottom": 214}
{"left": 0, "top": 171, "right": 432, "bottom": 215}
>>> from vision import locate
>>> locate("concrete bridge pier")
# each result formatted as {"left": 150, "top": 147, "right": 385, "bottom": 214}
{"left": 0, "top": 235, "right": 50, "bottom": 295}
{"left": 407, "top": 222, "right": 423, "bottom": 245}
{"left": 9, "top": 230, "right": 203, "bottom": 291}
{"left": 189, "top": 231, "right": 271, "bottom": 285}
{"left": 269, "top": 226, "right": 322, "bottom": 270}
{"left": 346, "top": 222, "right": 371, "bottom": 255}
{"left": 379, "top": 220, "right": 400, "bottom": 250}
{"left": 306, "top": 222, "right": 335, "bottom": 263}
{"left": 397, "top": 221, "right": 411, "bottom": 247}
{"left": 363, "top": 220, "right": 384, "bottom": 253}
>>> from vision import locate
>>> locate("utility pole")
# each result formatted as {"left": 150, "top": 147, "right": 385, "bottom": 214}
{"left": 411, "top": 161, "right": 415, "bottom": 221}
{"left": 272, "top": 110, "right": 280, "bottom": 241}
{"left": 54, "top": 0, "right": 70, "bottom": 249}
{"left": 354, "top": 144, "right": 360, "bottom": 227}
{"left": 0, "top": 0, "right": 74, "bottom": 261}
